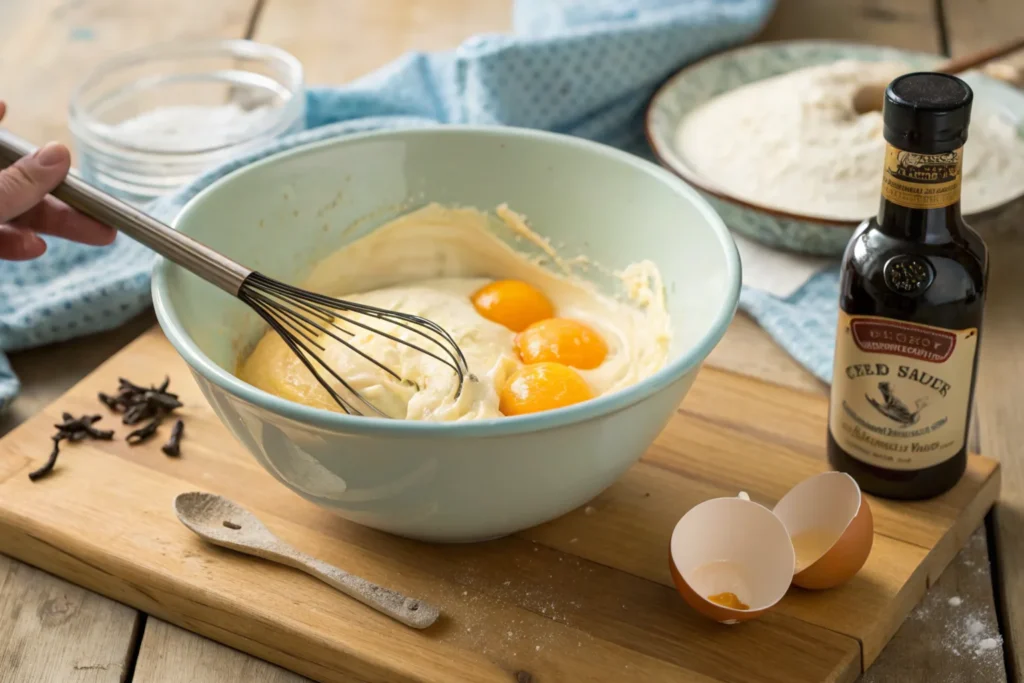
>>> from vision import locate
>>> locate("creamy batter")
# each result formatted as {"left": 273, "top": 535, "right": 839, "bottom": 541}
{"left": 676, "top": 60, "right": 1024, "bottom": 221}
{"left": 238, "top": 204, "right": 670, "bottom": 421}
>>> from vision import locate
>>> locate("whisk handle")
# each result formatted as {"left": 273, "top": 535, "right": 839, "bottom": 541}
{"left": 0, "top": 128, "right": 251, "bottom": 296}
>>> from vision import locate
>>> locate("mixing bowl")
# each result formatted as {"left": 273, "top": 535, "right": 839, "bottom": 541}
{"left": 152, "top": 126, "right": 741, "bottom": 542}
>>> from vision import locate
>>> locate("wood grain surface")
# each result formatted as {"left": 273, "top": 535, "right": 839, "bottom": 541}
{"left": 0, "top": 1, "right": 257, "bottom": 681}
{"left": 943, "top": 1, "right": 1024, "bottom": 679}
{"left": 0, "top": 0, "right": 257, "bottom": 149}
{"left": 0, "top": 0, "right": 1019, "bottom": 680}
{"left": 133, "top": 619, "right": 310, "bottom": 683}
{"left": 0, "top": 555, "right": 141, "bottom": 683}
{"left": 0, "top": 327, "right": 1001, "bottom": 683}
{"left": 757, "top": 0, "right": 942, "bottom": 52}
{"left": 861, "top": 527, "right": 1007, "bottom": 683}
{"left": 254, "top": 0, "right": 511, "bottom": 85}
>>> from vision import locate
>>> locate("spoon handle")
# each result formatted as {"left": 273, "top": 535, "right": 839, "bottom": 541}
{"left": 938, "top": 36, "right": 1024, "bottom": 75}
{"left": 293, "top": 555, "right": 440, "bottom": 629}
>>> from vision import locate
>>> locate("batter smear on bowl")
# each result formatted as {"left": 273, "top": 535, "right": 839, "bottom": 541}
{"left": 237, "top": 204, "right": 670, "bottom": 420}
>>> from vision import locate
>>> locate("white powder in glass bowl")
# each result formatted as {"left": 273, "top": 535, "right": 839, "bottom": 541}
{"left": 96, "top": 104, "right": 277, "bottom": 152}
{"left": 675, "top": 60, "right": 1024, "bottom": 221}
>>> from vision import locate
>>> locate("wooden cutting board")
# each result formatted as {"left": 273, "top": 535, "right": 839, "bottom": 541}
{"left": 0, "top": 327, "right": 999, "bottom": 683}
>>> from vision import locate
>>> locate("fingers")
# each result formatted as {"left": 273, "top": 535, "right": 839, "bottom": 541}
{"left": 0, "top": 224, "right": 46, "bottom": 260}
{"left": 10, "top": 195, "right": 116, "bottom": 246}
{"left": 0, "top": 141, "right": 73, "bottom": 222}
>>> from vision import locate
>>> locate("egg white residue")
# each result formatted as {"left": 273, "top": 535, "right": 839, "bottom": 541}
{"left": 676, "top": 59, "right": 1024, "bottom": 221}
{"left": 239, "top": 203, "right": 671, "bottom": 420}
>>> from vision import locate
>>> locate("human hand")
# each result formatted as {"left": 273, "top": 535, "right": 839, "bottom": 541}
{"left": 1, "top": 101, "right": 115, "bottom": 260}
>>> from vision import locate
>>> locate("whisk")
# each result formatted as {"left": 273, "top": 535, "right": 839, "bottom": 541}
{"left": 0, "top": 130, "right": 470, "bottom": 417}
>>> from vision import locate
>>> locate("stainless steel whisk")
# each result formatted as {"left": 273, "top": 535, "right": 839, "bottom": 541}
{"left": 0, "top": 131, "right": 470, "bottom": 417}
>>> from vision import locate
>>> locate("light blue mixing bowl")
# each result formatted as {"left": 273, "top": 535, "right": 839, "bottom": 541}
{"left": 152, "top": 126, "right": 741, "bottom": 542}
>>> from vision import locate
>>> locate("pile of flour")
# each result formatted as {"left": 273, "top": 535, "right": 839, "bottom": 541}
{"left": 676, "top": 60, "right": 1024, "bottom": 221}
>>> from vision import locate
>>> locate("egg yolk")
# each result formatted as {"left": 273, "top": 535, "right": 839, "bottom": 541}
{"left": 499, "top": 362, "right": 594, "bottom": 416}
{"left": 471, "top": 280, "right": 555, "bottom": 332}
{"left": 515, "top": 318, "right": 608, "bottom": 369}
{"left": 707, "top": 592, "right": 749, "bottom": 610}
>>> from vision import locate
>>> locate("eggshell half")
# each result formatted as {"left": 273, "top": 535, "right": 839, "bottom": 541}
{"left": 669, "top": 497, "right": 795, "bottom": 623}
{"left": 773, "top": 471, "right": 874, "bottom": 590}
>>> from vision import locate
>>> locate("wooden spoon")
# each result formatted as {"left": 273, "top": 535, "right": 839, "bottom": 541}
{"left": 852, "top": 37, "right": 1024, "bottom": 115}
{"left": 173, "top": 491, "right": 440, "bottom": 629}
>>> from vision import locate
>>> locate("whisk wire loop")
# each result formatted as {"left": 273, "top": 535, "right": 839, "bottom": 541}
{"left": 240, "top": 273, "right": 471, "bottom": 417}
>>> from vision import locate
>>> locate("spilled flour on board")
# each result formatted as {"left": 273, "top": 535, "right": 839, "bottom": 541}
{"left": 863, "top": 529, "right": 1005, "bottom": 683}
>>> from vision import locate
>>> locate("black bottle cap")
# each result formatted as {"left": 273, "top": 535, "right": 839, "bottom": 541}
{"left": 883, "top": 72, "right": 973, "bottom": 154}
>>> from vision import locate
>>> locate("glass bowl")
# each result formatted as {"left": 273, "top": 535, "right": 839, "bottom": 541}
{"left": 70, "top": 39, "right": 305, "bottom": 205}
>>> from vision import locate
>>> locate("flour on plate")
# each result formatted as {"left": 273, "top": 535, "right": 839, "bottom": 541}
{"left": 676, "top": 60, "right": 1024, "bottom": 221}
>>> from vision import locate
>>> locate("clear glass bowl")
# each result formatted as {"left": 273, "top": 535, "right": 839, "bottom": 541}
{"left": 70, "top": 39, "right": 305, "bottom": 205}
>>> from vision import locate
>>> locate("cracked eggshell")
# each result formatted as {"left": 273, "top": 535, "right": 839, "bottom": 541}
{"left": 773, "top": 471, "right": 874, "bottom": 590}
{"left": 669, "top": 496, "right": 795, "bottom": 624}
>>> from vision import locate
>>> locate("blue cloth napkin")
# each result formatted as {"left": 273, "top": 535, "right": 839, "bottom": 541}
{"left": 1, "top": 0, "right": 846, "bottom": 411}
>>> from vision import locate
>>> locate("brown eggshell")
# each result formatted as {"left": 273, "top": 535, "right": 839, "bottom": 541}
{"left": 669, "top": 497, "right": 794, "bottom": 624}
{"left": 793, "top": 497, "right": 873, "bottom": 590}
{"left": 669, "top": 558, "right": 767, "bottom": 623}
{"left": 773, "top": 471, "right": 875, "bottom": 591}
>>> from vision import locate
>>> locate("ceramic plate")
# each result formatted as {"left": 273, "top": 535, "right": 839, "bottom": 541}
{"left": 646, "top": 40, "right": 1024, "bottom": 255}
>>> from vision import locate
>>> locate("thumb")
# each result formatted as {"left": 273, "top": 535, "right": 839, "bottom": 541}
{"left": 0, "top": 142, "right": 72, "bottom": 222}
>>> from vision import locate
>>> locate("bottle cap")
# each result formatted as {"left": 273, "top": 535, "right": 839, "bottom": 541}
{"left": 883, "top": 73, "right": 973, "bottom": 154}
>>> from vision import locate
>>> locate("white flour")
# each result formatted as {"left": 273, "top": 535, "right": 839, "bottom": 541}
{"left": 98, "top": 104, "right": 276, "bottom": 152}
{"left": 676, "top": 60, "right": 1024, "bottom": 221}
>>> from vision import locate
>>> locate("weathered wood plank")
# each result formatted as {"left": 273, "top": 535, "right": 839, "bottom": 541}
{"left": 966, "top": 215, "right": 1024, "bottom": 682}
{"left": 0, "top": 320, "right": 154, "bottom": 683}
{"left": 863, "top": 526, "right": 1007, "bottom": 682}
{"left": 0, "top": 2, "right": 1014, "bottom": 682}
{"left": 0, "top": 555, "right": 140, "bottom": 683}
{"left": 132, "top": 619, "right": 312, "bottom": 683}
{"left": 0, "top": 0, "right": 258, "bottom": 148}
{"left": 0, "top": 1, "right": 260, "bottom": 681}
{"left": 943, "top": 1, "right": 1024, "bottom": 679}
{"left": 253, "top": 0, "right": 511, "bottom": 84}
{"left": 759, "top": 0, "right": 942, "bottom": 52}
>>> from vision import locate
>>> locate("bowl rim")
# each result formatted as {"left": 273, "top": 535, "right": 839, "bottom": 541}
{"left": 152, "top": 125, "right": 741, "bottom": 438}
{"left": 643, "top": 38, "right": 1022, "bottom": 227}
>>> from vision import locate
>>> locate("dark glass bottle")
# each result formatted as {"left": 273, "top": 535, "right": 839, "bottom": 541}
{"left": 827, "top": 73, "right": 988, "bottom": 500}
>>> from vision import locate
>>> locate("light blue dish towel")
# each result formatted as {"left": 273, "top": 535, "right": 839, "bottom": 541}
{"left": 0, "top": 0, "right": 839, "bottom": 411}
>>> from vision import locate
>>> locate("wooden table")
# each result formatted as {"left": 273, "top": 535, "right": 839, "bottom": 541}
{"left": 0, "top": 1, "right": 1020, "bottom": 681}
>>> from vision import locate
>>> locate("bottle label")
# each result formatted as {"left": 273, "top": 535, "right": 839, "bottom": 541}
{"left": 881, "top": 144, "right": 962, "bottom": 210}
{"left": 829, "top": 311, "right": 978, "bottom": 471}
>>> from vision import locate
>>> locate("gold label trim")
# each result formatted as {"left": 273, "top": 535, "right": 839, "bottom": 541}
{"left": 881, "top": 144, "right": 963, "bottom": 210}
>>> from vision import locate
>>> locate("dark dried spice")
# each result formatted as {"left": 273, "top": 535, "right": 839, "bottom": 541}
{"left": 126, "top": 417, "right": 163, "bottom": 445}
{"left": 29, "top": 436, "right": 64, "bottom": 481}
{"left": 100, "top": 377, "right": 183, "bottom": 448}
{"left": 161, "top": 420, "right": 184, "bottom": 457}
{"left": 122, "top": 402, "right": 156, "bottom": 426}
{"left": 118, "top": 377, "right": 147, "bottom": 394}
{"left": 84, "top": 425, "right": 115, "bottom": 440}
{"left": 54, "top": 414, "right": 101, "bottom": 432}
{"left": 145, "top": 392, "right": 183, "bottom": 412}
{"left": 98, "top": 392, "right": 120, "bottom": 410}
{"left": 30, "top": 413, "right": 118, "bottom": 482}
